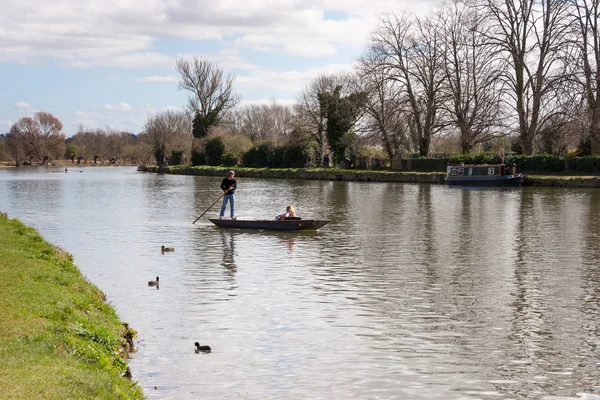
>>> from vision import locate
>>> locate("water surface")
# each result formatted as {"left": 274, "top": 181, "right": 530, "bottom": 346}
{"left": 1, "top": 166, "right": 599, "bottom": 399}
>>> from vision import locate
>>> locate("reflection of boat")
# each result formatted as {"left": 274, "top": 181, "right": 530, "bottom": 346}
{"left": 209, "top": 218, "right": 330, "bottom": 231}
{"left": 445, "top": 163, "right": 523, "bottom": 186}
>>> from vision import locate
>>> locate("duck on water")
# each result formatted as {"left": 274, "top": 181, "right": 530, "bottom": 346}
{"left": 195, "top": 342, "right": 211, "bottom": 353}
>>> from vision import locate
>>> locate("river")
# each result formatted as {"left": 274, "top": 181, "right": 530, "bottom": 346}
{"left": 1, "top": 166, "right": 599, "bottom": 399}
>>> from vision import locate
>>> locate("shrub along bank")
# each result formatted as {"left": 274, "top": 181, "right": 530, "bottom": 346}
{"left": 0, "top": 214, "right": 143, "bottom": 399}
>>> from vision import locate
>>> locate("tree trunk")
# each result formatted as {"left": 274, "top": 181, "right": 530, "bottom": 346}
{"left": 419, "top": 137, "right": 430, "bottom": 157}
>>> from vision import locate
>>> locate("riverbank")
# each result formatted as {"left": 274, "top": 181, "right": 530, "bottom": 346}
{"left": 0, "top": 160, "right": 138, "bottom": 168}
{"left": 140, "top": 165, "right": 600, "bottom": 188}
{"left": 0, "top": 213, "right": 144, "bottom": 399}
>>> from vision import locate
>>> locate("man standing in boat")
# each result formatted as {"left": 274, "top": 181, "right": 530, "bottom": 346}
{"left": 219, "top": 170, "right": 237, "bottom": 219}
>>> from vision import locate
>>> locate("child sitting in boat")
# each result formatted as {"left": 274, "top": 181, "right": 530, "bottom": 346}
{"left": 276, "top": 205, "right": 296, "bottom": 221}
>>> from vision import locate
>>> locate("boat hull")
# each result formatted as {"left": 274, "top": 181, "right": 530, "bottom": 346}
{"left": 445, "top": 174, "right": 523, "bottom": 186}
{"left": 209, "top": 219, "right": 330, "bottom": 231}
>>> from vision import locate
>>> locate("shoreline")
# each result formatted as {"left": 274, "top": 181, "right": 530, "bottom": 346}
{"left": 0, "top": 213, "right": 144, "bottom": 399}
{"left": 139, "top": 165, "right": 600, "bottom": 188}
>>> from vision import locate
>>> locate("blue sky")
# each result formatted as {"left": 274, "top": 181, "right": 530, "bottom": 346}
{"left": 0, "top": 0, "right": 436, "bottom": 136}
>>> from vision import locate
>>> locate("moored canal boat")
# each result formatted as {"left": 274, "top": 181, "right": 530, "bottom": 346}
{"left": 445, "top": 163, "right": 523, "bottom": 186}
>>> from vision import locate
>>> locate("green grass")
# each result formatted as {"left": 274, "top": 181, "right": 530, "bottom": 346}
{"left": 0, "top": 215, "right": 144, "bottom": 399}
{"left": 164, "top": 164, "right": 446, "bottom": 175}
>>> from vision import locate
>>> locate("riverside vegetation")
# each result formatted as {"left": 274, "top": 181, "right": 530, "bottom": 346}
{"left": 0, "top": 213, "right": 144, "bottom": 399}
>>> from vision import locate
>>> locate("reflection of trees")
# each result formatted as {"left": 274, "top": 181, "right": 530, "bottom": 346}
{"left": 220, "top": 231, "right": 237, "bottom": 288}
{"left": 580, "top": 190, "right": 600, "bottom": 378}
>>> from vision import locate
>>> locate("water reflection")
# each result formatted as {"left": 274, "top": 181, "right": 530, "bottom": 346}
{"left": 220, "top": 230, "right": 237, "bottom": 288}
{"left": 1, "top": 168, "right": 600, "bottom": 399}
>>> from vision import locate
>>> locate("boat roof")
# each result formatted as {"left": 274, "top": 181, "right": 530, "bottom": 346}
{"left": 447, "top": 163, "right": 512, "bottom": 167}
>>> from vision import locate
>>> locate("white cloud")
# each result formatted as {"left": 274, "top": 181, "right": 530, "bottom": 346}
{"left": 134, "top": 75, "right": 178, "bottom": 83}
{"left": 236, "top": 63, "right": 354, "bottom": 93}
{"left": 15, "top": 101, "right": 32, "bottom": 109}
{"left": 240, "top": 98, "right": 296, "bottom": 107}
{"left": 0, "top": 0, "right": 438, "bottom": 66}
{"left": 103, "top": 102, "right": 133, "bottom": 111}
{"left": 70, "top": 104, "right": 185, "bottom": 135}
{"left": 61, "top": 52, "right": 173, "bottom": 69}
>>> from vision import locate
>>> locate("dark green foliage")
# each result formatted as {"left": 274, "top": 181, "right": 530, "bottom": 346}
{"left": 448, "top": 152, "right": 501, "bottom": 164}
{"left": 170, "top": 150, "right": 184, "bottom": 165}
{"left": 221, "top": 152, "right": 238, "bottom": 167}
{"left": 243, "top": 144, "right": 271, "bottom": 167}
{"left": 192, "top": 109, "right": 220, "bottom": 139}
{"left": 398, "top": 158, "right": 450, "bottom": 172}
{"left": 444, "top": 153, "right": 600, "bottom": 174}
{"left": 267, "top": 147, "right": 287, "bottom": 168}
{"left": 510, "top": 154, "right": 565, "bottom": 173}
{"left": 319, "top": 86, "right": 367, "bottom": 164}
{"left": 241, "top": 144, "right": 306, "bottom": 168}
{"left": 205, "top": 137, "right": 225, "bottom": 166}
{"left": 279, "top": 145, "right": 305, "bottom": 168}
{"left": 565, "top": 155, "right": 600, "bottom": 173}
{"left": 510, "top": 136, "right": 522, "bottom": 155}
{"left": 65, "top": 143, "right": 78, "bottom": 158}
{"left": 191, "top": 150, "right": 206, "bottom": 166}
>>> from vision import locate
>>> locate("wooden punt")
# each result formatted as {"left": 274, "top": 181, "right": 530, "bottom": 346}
{"left": 209, "top": 218, "right": 330, "bottom": 231}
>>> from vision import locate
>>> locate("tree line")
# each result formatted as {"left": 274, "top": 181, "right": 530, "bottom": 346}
{"left": 2, "top": 0, "right": 599, "bottom": 169}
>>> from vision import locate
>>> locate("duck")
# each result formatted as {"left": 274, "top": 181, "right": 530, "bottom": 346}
{"left": 194, "top": 342, "right": 211, "bottom": 353}
{"left": 148, "top": 277, "right": 159, "bottom": 286}
{"left": 161, "top": 246, "right": 175, "bottom": 253}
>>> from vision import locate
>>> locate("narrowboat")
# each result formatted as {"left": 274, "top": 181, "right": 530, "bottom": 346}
{"left": 445, "top": 163, "right": 523, "bottom": 186}
{"left": 209, "top": 217, "right": 330, "bottom": 231}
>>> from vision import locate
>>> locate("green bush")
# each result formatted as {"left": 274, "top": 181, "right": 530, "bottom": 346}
{"left": 170, "top": 150, "right": 184, "bottom": 165}
{"left": 243, "top": 144, "right": 271, "bottom": 168}
{"left": 565, "top": 155, "right": 600, "bottom": 173}
{"left": 510, "top": 154, "right": 564, "bottom": 173}
{"left": 267, "top": 146, "right": 286, "bottom": 168}
{"left": 282, "top": 145, "right": 306, "bottom": 168}
{"left": 205, "top": 137, "right": 225, "bottom": 166}
{"left": 191, "top": 150, "right": 206, "bottom": 166}
{"left": 221, "top": 152, "right": 238, "bottom": 167}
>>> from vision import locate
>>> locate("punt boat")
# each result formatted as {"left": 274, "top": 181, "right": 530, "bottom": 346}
{"left": 209, "top": 217, "right": 330, "bottom": 231}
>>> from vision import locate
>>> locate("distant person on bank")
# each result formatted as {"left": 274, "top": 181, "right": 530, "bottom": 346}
{"left": 219, "top": 170, "right": 237, "bottom": 219}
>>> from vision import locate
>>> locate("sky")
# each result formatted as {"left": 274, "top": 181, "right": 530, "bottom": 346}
{"left": 0, "top": 0, "right": 437, "bottom": 136}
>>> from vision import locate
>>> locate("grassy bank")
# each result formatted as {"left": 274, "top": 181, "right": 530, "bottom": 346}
{"left": 143, "top": 165, "right": 447, "bottom": 184}
{"left": 0, "top": 213, "right": 143, "bottom": 399}
{"left": 141, "top": 165, "right": 600, "bottom": 187}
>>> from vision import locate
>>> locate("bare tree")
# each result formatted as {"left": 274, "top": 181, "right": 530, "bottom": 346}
{"left": 140, "top": 110, "right": 192, "bottom": 167}
{"left": 5, "top": 126, "right": 27, "bottom": 166}
{"left": 483, "top": 0, "right": 571, "bottom": 154}
{"left": 356, "top": 55, "right": 413, "bottom": 160}
{"left": 367, "top": 12, "right": 447, "bottom": 157}
{"left": 176, "top": 57, "right": 241, "bottom": 138}
{"left": 295, "top": 74, "right": 351, "bottom": 164}
{"left": 35, "top": 112, "right": 65, "bottom": 161}
{"left": 11, "top": 112, "right": 65, "bottom": 163}
{"left": 438, "top": 0, "right": 508, "bottom": 153}
{"left": 569, "top": 0, "right": 600, "bottom": 153}
{"left": 228, "top": 102, "right": 294, "bottom": 146}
